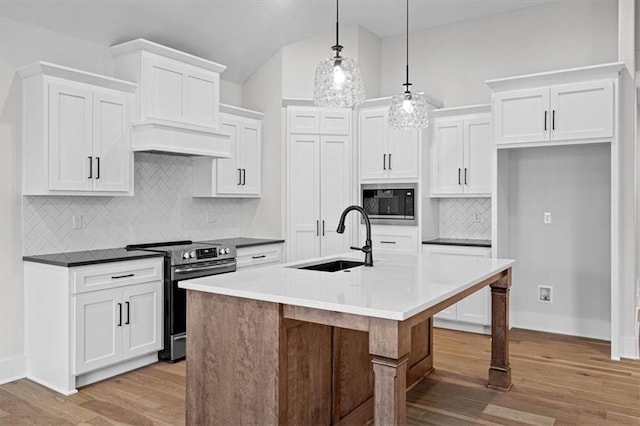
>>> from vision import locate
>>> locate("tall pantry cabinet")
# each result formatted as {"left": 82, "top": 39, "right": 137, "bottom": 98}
{"left": 286, "top": 106, "right": 352, "bottom": 262}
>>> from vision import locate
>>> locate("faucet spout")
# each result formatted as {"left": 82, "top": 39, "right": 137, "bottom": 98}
{"left": 336, "top": 205, "right": 373, "bottom": 267}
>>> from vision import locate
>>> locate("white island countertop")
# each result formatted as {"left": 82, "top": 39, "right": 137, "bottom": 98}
{"left": 179, "top": 252, "right": 515, "bottom": 321}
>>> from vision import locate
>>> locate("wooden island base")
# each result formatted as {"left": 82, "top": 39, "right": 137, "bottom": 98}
{"left": 186, "top": 268, "right": 511, "bottom": 425}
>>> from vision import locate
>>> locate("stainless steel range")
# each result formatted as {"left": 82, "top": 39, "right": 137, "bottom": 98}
{"left": 126, "top": 240, "right": 236, "bottom": 361}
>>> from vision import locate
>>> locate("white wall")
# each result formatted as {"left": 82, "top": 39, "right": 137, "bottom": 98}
{"left": 504, "top": 144, "right": 612, "bottom": 340}
{"left": 380, "top": 0, "right": 619, "bottom": 106}
{"left": 242, "top": 50, "right": 284, "bottom": 238}
{"left": 357, "top": 27, "right": 381, "bottom": 99}
{"left": 220, "top": 79, "right": 243, "bottom": 106}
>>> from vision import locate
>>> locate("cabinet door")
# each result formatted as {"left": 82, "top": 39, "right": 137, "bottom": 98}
{"left": 216, "top": 119, "right": 242, "bottom": 195}
{"left": 92, "top": 90, "right": 131, "bottom": 192}
{"left": 48, "top": 82, "right": 93, "bottom": 191}
{"left": 463, "top": 118, "right": 492, "bottom": 195}
{"left": 431, "top": 120, "right": 463, "bottom": 195}
{"left": 289, "top": 109, "right": 320, "bottom": 134}
{"left": 146, "top": 57, "right": 183, "bottom": 121}
{"left": 183, "top": 67, "right": 220, "bottom": 128}
{"left": 387, "top": 127, "right": 419, "bottom": 179}
{"left": 320, "top": 135, "right": 350, "bottom": 257}
{"left": 320, "top": 110, "right": 350, "bottom": 135}
{"left": 494, "top": 87, "right": 549, "bottom": 145}
{"left": 240, "top": 120, "right": 261, "bottom": 195}
{"left": 550, "top": 80, "right": 614, "bottom": 141}
{"left": 121, "top": 282, "right": 163, "bottom": 360}
{"left": 359, "top": 109, "right": 387, "bottom": 180}
{"left": 289, "top": 134, "right": 321, "bottom": 261}
{"left": 74, "top": 289, "right": 122, "bottom": 375}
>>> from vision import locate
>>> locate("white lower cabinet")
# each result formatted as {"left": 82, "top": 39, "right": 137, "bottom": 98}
{"left": 236, "top": 244, "right": 283, "bottom": 270}
{"left": 25, "top": 257, "right": 163, "bottom": 395}
{"left": 366, "top": 225, "right": 420, "bottom": 254}
{"left": 423, "top": 245, "right": 492, "bottom": 334}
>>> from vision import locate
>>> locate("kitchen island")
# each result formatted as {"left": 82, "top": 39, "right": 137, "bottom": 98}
{"left": 179, "top": 252, "right": 514, "bottom": 425}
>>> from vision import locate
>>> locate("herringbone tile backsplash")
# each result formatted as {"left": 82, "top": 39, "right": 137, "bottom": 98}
{"left": 23, "top": 153, "right": 242, "bottom": 255}
{"left": 439, "top": 198, "right": 491, "bottom": 240}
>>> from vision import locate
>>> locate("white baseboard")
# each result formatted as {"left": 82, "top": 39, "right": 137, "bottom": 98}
{"left": 619, "top": 335, "right": 639, "bottom": 360}
{"left": 0, "top": 355, "right": 26, "bottom": 385}
{"left": 511, "top": 311, "right": 610, "bottom": 341}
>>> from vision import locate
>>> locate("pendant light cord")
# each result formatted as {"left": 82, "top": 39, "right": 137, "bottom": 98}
{"left": 336, "top": 0, "right": 339, "bottom": 49}
{"left": 405, "top": 0, "right": 410, "bottom": 92}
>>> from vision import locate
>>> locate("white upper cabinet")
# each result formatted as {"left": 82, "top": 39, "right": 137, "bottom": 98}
{"left": 493, "top": 87, "right": 549, "bottom": 144}
{"left": 111, "top": 39, "right": 231, "bottom": 157}
{"left": 488, "top": 63, "right": 622, "bottom": 148}
{"left": 19, "top": 62, "right": 136, "bottom": 196}
{"left": 192, "top": 105, "right": 263, "bottom": 198}
{"left": 358, "top": 106, "right": 421, "bottom": 181}
{"left": 431, "top": 106, "right": 492, "bottom": 197}
{"left": 288, "top": 107, "right": 350, "bottom": 135}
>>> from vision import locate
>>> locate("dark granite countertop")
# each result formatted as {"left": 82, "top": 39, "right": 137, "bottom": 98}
{"left": 422, "top": 238, "right": 491, "bottom": 248}
{"left": 23, "top": 248, "right": 164, "bottom": 267}
{"left": 198, "top": 237, "right": 285, "bottom": 249}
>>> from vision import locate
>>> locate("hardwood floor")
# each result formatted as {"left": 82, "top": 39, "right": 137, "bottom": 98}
{"left": 1, "top": 328, "right": 638, "bottom": 425}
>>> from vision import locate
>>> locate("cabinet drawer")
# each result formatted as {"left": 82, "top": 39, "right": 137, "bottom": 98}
{"left": 370, "top": 227, "right": 418, "bottom": 254}
{"left": 236, "top": 244, "right": 283, "bottom": 269}
{"left": 72, "top": 258, "right": 163, "bottom": 294}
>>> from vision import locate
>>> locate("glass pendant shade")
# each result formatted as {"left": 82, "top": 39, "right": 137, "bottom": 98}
{"left": 313, "top": 0, "right": 366, "bottom": 108}
{"left": 389, "top": 0, "right": 428, "bottom": 129}
{"left": 314, "top": 55, "right": 366, "bottom": 108}
{"left": 388, "top": 91, "right": 428, "bottom": 129}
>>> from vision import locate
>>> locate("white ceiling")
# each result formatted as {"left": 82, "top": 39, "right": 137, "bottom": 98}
{"left": 0, "top": 0, "right": 553, "bottom": 83}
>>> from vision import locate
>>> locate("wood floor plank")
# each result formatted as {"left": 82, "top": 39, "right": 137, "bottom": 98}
{"left": 1, "top": 328, "right": 638, "bottom": 425}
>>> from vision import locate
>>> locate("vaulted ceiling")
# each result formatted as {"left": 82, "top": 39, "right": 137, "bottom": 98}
{"left": 0, "top": 0, "right": 553, "bottom": 83}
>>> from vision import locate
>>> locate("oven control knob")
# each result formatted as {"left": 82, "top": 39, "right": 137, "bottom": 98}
{"left": 222, "top": 248, "right": 228, "bottom": 255}
{"left": 220, "top": 248, "right": 226, "bottom": 255}
{"left": 190, "top": 250, "right": 196, "bottom": 259}
{"left": 182, "top": 252, "right": 189, "bottom": 259}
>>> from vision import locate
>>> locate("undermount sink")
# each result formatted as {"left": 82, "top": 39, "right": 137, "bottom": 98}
{"left": 293, "top": 259, "right": 365, "bottom": 273}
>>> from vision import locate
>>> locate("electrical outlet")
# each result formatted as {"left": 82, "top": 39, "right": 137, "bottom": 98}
{"left": 206, "top": 212, "right": 216, "bottom": 223}
{"left": 538, "top": 285, "right": 552, "bottom": 303}
{"left": 544, "top": 212, "right": 552, "bottom": 224}
{"left": 473, "top": 211, "right": 481, "bottom": 223}
{"left": 72, "top": 215, "right": 83, "bottom": 230}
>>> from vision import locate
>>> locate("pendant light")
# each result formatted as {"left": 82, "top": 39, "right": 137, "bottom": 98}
{"left": 388, "top": 0, "right": 428, "bottom": 129}
{"left": 313, "top": 0, "right": 366, "bottom": 108}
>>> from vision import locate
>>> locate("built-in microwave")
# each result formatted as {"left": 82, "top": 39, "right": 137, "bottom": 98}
{"left": 361, "top": 183, "right": 417, "bottom": 226}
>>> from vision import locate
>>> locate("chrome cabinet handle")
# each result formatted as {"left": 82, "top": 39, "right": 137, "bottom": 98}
{"left": 544, "top": 111, "right": 547, "bottom": 131}
{"left": 316, "top": 220, "right": 319, "bottom": 236}
{"left": 322, "top": 220, "right": 325, "bottom": 236}
{"left": 383, "top": 154, "right": 387, "bottom": 170}
{"left": 125, "top": 301, "right": 130, "bottom": 325}
{"left": 238, "top": 168, "right": 242, "bottom": 185}
{"left": 458, "top": 168, "right": 461, "bottom": 185}
{"left": 552, "top": 110, "right": 555, "bottom": 130}
{"left": 464, "top": 168, "right": 468, "bottom": 185}
{"left": 252, "top": 255, "right": 266, "bottom": 259}
{"left": 242, "top": 169, "right": 246, "bottom": 186}
{"left": 380, "top": 241, "right": 397, "bottom": 244}
{"left": 96, "top": 157, "right": 100, "bottom": 179}
{"left": 88, "top": 156, "right": 93, "bottom": 179}
{"left": 117, "top": 303, "right": 122, "bottom": 326}
{"left": 388, "top": 153, "right": 392, "bottom": 170}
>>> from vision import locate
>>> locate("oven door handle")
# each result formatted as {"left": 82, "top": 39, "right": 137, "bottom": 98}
{"left": 174, "top": 262, "right": 235, "bottom": 274}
